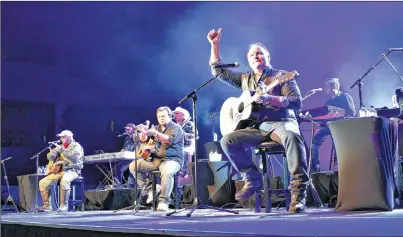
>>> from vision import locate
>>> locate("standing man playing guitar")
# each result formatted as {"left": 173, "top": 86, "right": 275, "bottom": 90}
{"left": 129, "top": 106, "right": 184, "bottom": 212}
{"left": 173, "top": 106, "right": 195, "bottom": 178}
{"left": 38, "top": 130, "right": 84, "bottom": 212}
{"left": 208, "top": 28, "right": 309, "bottom": 214}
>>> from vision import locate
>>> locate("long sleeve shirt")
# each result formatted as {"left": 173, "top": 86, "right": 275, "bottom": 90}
{"left": 211, "top": 60, "right": 303, "bottom": 123}
{"left": 47, "top": 140, "right": 84, "bottom": 171}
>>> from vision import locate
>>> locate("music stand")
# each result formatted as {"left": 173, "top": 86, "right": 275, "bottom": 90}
{"left": 166, "top": 76, "right": 239, "bottom": 217}
{"left": 1, "top": 157, "right": 19, "bottom": 213}
{"left": 114, "top": 130, "right": 147, "bottom": 213}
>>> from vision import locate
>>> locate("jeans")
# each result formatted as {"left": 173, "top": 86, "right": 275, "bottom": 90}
{"left": 129, "top": 159, "right": 181, "bottom": 204}
{"left": 312, "top": 126, "right": 334, "bottom": 170}
{"left": 116, "top": 160, "right": 135, "bottom": 187}
{"left": 220, "top": 120, "right": 309, "bottom": 195}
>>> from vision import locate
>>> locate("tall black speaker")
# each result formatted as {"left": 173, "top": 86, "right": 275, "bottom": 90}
{"left": 187, "top": 161, "right": 235, "bottom": 207}
{"left": 328, "top": 117, "right": 400, "bottom": 211}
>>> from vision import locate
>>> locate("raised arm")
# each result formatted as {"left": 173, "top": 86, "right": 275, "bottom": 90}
{"left": 207, "top": 28, "right": 244, "bottom": 89}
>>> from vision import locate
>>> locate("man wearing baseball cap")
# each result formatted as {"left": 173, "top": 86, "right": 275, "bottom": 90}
{"left": 38, "top": 130, "right": 84, "bottom": 212}
{"left": 173, "top": 107, "right": 196, "bottom": 178}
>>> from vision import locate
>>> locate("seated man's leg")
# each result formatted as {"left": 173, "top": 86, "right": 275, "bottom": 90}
{"left": 311, "top": 126, "right": 331, "bottom": 172}
{"left": 156, "top": 160, "right": 181, "bottom": 211}
{"left": 116, "top": 161, "right": 130, "bottom": 185}
{"left": 270, "top": 120, "right": 309, "bottom": 214}
{"left": 220, "top": 128, "right": 267, "bottom": 201}
{"left": 129, "top": 159, "right": 158, "bottom": 193}
{"left": 58, "top": 170, "right": 79, "bottom": 212}
{"left": 38, "top": 173, "right": 63, "bottom": 212}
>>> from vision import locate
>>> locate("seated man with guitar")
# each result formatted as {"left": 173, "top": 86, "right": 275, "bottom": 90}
{"left": 129, "top": 106, "right": 184, "bottom": 212}
{"left": 173, "top": 106, "right": 196, "bottom": 178}
{"left": 311, "top": 78, "right": 356, "bottom": 172}
{"left": 207, "top": 28, "right": 309, "bottom": 214}
{"left": 39, "top": 130, "right": 84, "bottom": 212}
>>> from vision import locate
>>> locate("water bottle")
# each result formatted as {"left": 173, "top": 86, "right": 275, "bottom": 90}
{"left": 359, "top": 105, "right": 368, "bottom": 117}
{"left": 369, "top": 105, "right": 377, "bottom": 117}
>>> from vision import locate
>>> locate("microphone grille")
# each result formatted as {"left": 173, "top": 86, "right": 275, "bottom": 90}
{"left": 234, "top": 62, "right": 240, "bottom": 67}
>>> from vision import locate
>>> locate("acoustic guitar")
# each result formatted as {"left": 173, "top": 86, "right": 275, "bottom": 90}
{"left": 219, "top": 70, "right": 299, "bottom": 136}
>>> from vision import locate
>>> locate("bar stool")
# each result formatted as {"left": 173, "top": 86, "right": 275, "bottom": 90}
{"left": 68, "top": 176, "right": 85, "bottom": 211}
{"left": 254, "top": 141, "right": 291, "bottom": 213}
{"left": 150, "top": 171, "right": 179, "bottom": 210}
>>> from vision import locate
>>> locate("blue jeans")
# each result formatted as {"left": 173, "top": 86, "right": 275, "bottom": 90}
{"left": 116, "top": 160, "right": 135, "bottom": 187}
{"left": 311, "top": 126, "right": 334, "bottom": 171}
{"left": 129, "top": 159, "right": 181, "bottom": 204}
{"left": 220, "top": 120, "right": 309, "bottom": 195}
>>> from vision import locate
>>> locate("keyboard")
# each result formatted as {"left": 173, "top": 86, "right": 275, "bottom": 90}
{"left": 300, "top": 105, "right": 345, "bottom": 121}
{"left": 83, "top": 151, "right": 137, "bottom": 164}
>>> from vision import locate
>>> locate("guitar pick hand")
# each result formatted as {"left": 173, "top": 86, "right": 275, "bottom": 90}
{"left": 255, "top": 94, "right": 289, "bottom": 108}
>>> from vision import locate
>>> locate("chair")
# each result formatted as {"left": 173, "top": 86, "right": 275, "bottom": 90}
{"left": 68, "top": 176, "right": 85, "bottom": 211}
{"left": 254, "top": 141, "right": 291, "bottom": 213}
{"left": 150, "top": 170, "right": 179, "bottom": 210}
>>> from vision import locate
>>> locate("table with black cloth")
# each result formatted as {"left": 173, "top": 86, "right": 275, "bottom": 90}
{"left": 328, "top": 117, "right": 400, "bottom": 211}
{"left": 17, "top": 174, "right": 59, "bottom": 211}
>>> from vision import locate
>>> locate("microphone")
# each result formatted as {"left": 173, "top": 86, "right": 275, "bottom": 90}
{"left": 309, "top": 88, "right": 323, "bottom": 92}
{"left": 388, "top": 48, "right": 403, "bottom": 52}
{"left": 48, "top": 140, "right": 62, "bottom": 144}
{"left": 1, "top": 157, "right": 12, "bottom": 163}
{"left": 213, "top": 62, "right": 240, "bottom": 68}
{"left": 118, "top": 120, "right": 150, "bottom": 137}
{"left": 117, "top": 133, "right": 127, "bottom": 138}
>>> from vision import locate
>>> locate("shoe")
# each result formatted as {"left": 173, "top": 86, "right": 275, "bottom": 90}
{"left": 235, "top": 169, "right": 263, "bottom": 201}
{"left": 289, "top": 194, "right": 306, "bottom": 214}
{"left": 146, "top": 184, "right": 161, "bottom": 204}
{"left": 156, "top": 202, "right": 169, "bottom": 212}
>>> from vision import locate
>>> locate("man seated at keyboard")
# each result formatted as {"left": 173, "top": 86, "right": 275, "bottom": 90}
{"left": 311, "top": 78, "right": 356, "bottom": 172}
{"left": 129, "top": 106, "right": 184, "bottom": 212}
{"left": 116, "top": 123, "right": 138, "bottom": 188}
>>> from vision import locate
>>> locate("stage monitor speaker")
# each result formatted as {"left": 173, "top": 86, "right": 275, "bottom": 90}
{"left": 187, "top": 161, "right": 235, "bottom": 207}
{"left": 328, "top": 117, "right": 400, "bottom": 211}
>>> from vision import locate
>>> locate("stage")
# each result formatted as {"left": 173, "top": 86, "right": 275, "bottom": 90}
{"left": 2, "top": 207, "right": 403, "bottom": 237}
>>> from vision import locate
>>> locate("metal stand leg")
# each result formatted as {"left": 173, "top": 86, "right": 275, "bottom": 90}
{"left": 307, "top": 121, "right": 324, "bottom": 208}
{"left": 1, "top": 159, "right": 19, "bottom": 213}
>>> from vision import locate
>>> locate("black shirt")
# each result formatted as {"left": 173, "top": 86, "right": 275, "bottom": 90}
{"left": 325, "top": 92, "right": 356, "bottom": 118}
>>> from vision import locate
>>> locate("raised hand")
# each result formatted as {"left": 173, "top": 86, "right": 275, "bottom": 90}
{"left": 207, "top": 28, "right": 222, "bottom": 44}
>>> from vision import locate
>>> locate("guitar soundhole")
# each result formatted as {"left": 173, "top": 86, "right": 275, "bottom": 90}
{"left": 238, "top": 102, "right": 244, "bottom": 113}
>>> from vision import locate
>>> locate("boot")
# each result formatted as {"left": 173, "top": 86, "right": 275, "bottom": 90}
{"left": 39, "top": 190, "right": 52, "bottom": 212}
{"left": 57, "top": 189, "right": 70, "bottom": 212}
{"left": 235, "top": 167, "right": 263, "bottom": 201}
{"left": 289, "top": 193, "right": 306, "bottom": 214}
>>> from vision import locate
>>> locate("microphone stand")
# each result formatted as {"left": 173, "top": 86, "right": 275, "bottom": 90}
{"left": 302, "top": 90, "right": 319, "bottom": 101}
{"left": 28, "top": 145, "right": 53, "bottom": 213}
{"left": 350, "top": 49, "right": 403, "bottom": 109}
{"left": 166, "top": 76, "right": 239, "bottom": 217}
{"left": 113, "top": 131, "right": 146, "bottom": 213}
{"left": 1, "top": 158, "right": 20, "bottom": 213}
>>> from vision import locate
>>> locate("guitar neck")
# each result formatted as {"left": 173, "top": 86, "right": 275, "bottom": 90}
{"left": 247, "top": 79, "right": 280, "bottom": 105}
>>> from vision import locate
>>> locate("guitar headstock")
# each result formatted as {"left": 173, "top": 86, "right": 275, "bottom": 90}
{"left": 277, "top": 70, "right": 299, "bottom": 84}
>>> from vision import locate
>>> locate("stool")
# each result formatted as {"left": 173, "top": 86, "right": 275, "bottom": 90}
{"left": 329, "top": 143, "right": 338, "bottom": 171}
{"left": 68, "top": 176, "right": 85, "bottom": 211}
{"left": 254, "top": 141, "right": 291, "bottom": 213}
{"left": 150, "top": 170, "right": 179, "bottom": 210}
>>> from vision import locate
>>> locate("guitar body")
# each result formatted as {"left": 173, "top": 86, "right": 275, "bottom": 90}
{"left": 47, "top": 156, "right": 64, "bottom": 175}
{"left": 220, "top": 91, "right": 254, "bottom": 136}
{"left": 219, "top": 70, "right": 299, "bottom": 136}
{"left": 137, "top": 139, "right": 155, "bottom": 162}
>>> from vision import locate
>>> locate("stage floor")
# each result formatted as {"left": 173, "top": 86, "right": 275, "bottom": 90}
{"left": 2, "top": 207, "right": 403, "bottom": 236}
